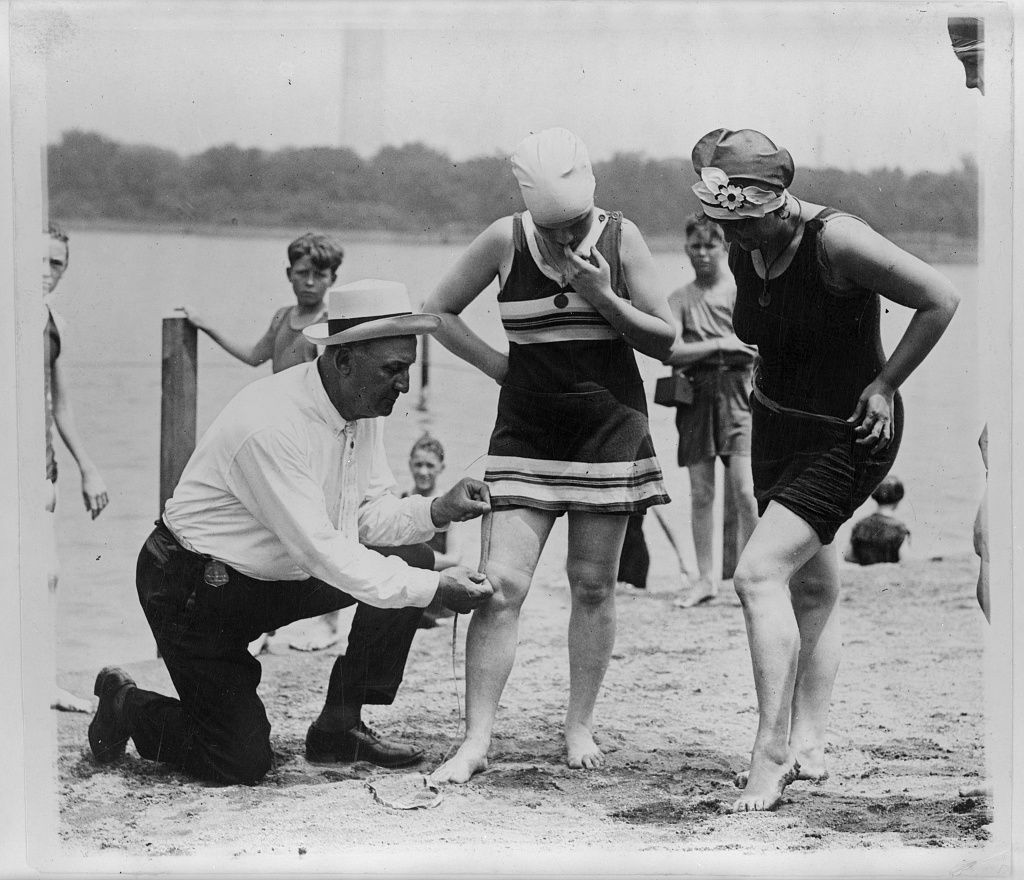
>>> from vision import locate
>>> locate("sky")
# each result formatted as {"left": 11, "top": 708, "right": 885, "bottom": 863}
{"left": 17, "top": 0, "right": 1002, "bottom": 173}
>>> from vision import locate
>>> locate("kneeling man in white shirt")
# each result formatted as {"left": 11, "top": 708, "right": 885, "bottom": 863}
{"left": 87, "top": 280, "right": 492, "bottom": 784}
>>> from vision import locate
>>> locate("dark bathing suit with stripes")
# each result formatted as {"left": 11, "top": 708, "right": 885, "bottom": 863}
{"left": 483, "top": 211, "right": 670, "bottom": 515}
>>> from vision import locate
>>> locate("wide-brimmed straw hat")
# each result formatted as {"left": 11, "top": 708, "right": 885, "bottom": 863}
{"left": 303, "top": 279, "right": 440, "bottom": 346}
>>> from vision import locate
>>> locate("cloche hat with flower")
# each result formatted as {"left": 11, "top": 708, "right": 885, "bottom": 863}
{"left": 690, "top": 128, "right": 795, "bottom": 220}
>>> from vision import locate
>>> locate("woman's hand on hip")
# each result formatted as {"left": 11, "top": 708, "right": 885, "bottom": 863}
{"left": 848, "top": 379, "right": 895, "bottom": 453}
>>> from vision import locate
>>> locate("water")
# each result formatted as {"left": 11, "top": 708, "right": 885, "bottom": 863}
{"left": 47, "top": 229, "right": 983, "bottom": 673}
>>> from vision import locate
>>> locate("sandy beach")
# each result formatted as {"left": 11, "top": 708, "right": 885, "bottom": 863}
{"left": 50, "top": 551, "right": 994, "bottom": 873}
{"left": 21, "top": 227, "right": 997, "bottom": 875}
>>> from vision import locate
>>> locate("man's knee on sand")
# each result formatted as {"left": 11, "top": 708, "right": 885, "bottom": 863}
{"left": 178, "top": 722, "right": 274, "bottom": 786}
{"left": 211, "top": 739, "right": 274, "bottom": 786}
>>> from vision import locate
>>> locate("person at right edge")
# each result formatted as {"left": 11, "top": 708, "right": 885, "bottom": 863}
{"left": 949, "top": 13, "right": 990, "bottom": 803}
{"left": 688, "top": 128, "right": 959, "bottom": 812}
{"left": 947, "top": 14, "right": 988, "bottom": 623}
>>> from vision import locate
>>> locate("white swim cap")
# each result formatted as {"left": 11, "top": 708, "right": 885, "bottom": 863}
{"left": 511, "top": 127, "right": 596, "bottom": 225}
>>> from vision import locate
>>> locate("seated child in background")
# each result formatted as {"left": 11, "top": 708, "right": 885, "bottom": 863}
{"left": 403, "top": 433, "right": 464, "bottom": 628}
{"left": 845, "top": 476, "right": 911, "bottom": 566}
{"left": 179, "top": 231, "right": 345, "bottom": 653}
{"left": 178, "top": 231, "right": 343, "bottom": 373}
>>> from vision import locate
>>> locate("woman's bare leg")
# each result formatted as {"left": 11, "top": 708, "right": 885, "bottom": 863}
{"left": 786, "top": 544, "right": 841, "bottom": 781}
{"left": 731, "top": 501, "right": 822, "bottom": 812}
{"left": 429, "top": 508, "right": 555, "bottom": 784}
{"left": 725, "top": 455, "right": 759, "bottom": 554}
{"left": 563, "top": 512, "right": 628, "bottom": 769}
{"left": 734, "top": 544, "right": 840, "bottom": 789}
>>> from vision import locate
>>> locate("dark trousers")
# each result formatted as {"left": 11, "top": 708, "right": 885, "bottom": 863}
{"left": 126, "top": 523, "right": 432, "bottom": 785}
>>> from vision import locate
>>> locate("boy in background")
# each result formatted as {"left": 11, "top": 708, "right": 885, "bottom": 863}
{"left": 663, "top": 214, "right": 758, "bottom": 607}
{"left": 845, "top": 476, "right": 911, "bottom": 566}
{"left": 44, "top": 222, "right": 109, "bottom": 711}
{"left": 403, "top": 433, "right": 462, "bottom": 628}
{"left": 178, "top": 232, "right": 345, "bottom": 651}
{"left": 178, "top": 231, "right": 343, "bottom": 373}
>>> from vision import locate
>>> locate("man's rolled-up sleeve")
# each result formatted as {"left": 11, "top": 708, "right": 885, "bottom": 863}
{"left": 225, "top": 428, "right": 439, "bottom": 608}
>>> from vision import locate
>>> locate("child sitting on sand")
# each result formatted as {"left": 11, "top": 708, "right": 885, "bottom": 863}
{"left": 178, "top": 231, "right": 345, "bottom": 652}
{"left": 402, "top": 433, "right": 465, "bottom": 628}
{"left": 845, "top": 476, "right": 911, "bottom": 565}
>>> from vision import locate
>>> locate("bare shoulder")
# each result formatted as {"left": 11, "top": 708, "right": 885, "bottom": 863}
{"left": 818, "top": 212, "right": 892, "bottom": 262}
{"left": 618, "top": 215, "right": 646, "bottom": 242}
{"left": 617, "top": 216, "right": 654, "bottom": 257}
{"left": 483, "top": 214, "right": 515, "bottom": 242}
{"left": 470, "top": 215, "right": 516, "bottom": 259}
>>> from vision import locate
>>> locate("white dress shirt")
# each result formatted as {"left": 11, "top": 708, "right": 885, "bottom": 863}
{"left": 163, "top": 361, "right": 441, "bottom": 608}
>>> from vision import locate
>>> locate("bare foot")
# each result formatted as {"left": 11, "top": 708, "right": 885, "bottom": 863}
{"left": 730, "top": 758, "right": 800, "bottom": 813}
{"left": 428, "top": 744, "right": 489, "bottom": 784}
{"left": 734, "top": 763, "right": 827, "bottom": 788}
{"left": 284, "top": 614, "right": 341, "bottom": 652}
{"left": 52, "top": 686, "right": 92, "bottom": 713}
{"left": 565, "top": 723, "right": 604, "bottom": 770}
{"left": 674, "top": 578, "right": 718, "bottom": 609}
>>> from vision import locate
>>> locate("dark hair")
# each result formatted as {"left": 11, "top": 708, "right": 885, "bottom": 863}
{"left": 684, "top": 212, "right": 725, "bottom": 244}
{"left": 410, "top": 432, "right": 445, "bottom": 463}
{"left": 287, "top": 232, "right": 344, "bottom": 272}
{"left": 48, "top": 220, "right": 70, "bottom": 266}
{"left": 871, "top": 475, "right": 904, "bottom": 506}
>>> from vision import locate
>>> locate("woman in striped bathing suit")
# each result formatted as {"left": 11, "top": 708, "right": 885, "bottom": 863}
{"left": 689, "top": 129, "right": 959, "bottom": 813}
{"left": 424, "top": 128, "right": 676, "bottom": 783}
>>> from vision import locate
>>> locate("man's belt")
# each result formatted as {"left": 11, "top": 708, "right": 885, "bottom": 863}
{"left": 146, "top": 520, "right": 230, "bottom": 588}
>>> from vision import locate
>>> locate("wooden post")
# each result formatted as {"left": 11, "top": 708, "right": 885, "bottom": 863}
{"left": 160, "top": 317, "right": 198, "bottom": 512}
{"left": 416, "top": 332, "right": 430, "bottom": 412}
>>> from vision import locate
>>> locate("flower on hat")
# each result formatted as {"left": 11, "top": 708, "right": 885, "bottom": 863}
{"left": 716, "top": 184, "right": 746, "bottom": 210}
{"left": 692, "top": 167, "right": 786, "bottom": 219}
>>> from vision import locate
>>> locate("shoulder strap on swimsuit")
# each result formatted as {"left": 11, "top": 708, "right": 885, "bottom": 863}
{"left": 512, "top": 212, "right": 526, "bottom": 252}
{"left": 599, "top": 211, "right": 626, "bottom": 297}
{"left": 809, "top": 209, "right": 871, "bottom": 291}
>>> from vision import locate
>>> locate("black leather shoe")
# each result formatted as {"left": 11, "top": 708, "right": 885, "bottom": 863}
{"left": 88, "top": 666, "right": 136, "bottom": 764}
{"left": 305, "top": 721, "right": 424, "bottom": 768}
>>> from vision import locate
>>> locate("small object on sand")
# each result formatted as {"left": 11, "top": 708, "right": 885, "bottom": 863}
{"left": 367, "top": 773, "right": 444, "bottom": 810}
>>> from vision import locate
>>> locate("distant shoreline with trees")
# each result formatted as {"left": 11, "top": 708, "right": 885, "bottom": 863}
{"left": 49, "top": 130, "right": 978, "bottom": 264}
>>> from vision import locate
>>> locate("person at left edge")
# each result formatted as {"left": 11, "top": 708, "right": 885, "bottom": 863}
{"left": 86, "top": 279, "right": 493, "bottom": 785}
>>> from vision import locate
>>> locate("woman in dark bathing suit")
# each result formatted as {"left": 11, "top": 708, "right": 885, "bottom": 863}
{"left": 688, "top": 128, "right": 959, "bottom": 812}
